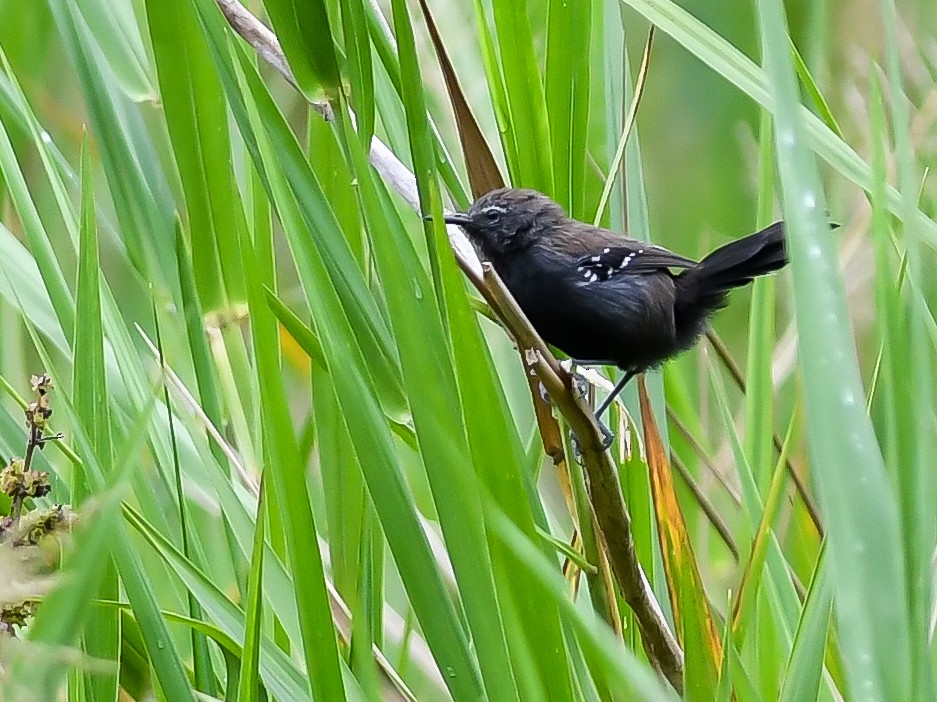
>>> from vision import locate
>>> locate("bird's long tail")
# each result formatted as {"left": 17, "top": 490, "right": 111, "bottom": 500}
{"left": 676, "top": 221, "right": 787, "bottom": 312}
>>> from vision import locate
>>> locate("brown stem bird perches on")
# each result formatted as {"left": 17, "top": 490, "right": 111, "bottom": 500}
{"left": 441, "top": 188, "right": 788, "bottom": 446}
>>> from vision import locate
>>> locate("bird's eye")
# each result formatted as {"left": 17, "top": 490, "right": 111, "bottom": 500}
{"left": 485, "top": 210, "right": 501, "bottom": 223}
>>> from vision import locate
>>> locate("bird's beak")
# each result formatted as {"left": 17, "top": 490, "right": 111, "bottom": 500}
{"left": 441, "top": 212, "right": 473, "bottom": 227}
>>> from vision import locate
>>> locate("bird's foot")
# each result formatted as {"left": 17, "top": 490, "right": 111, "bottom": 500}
{"left": 555, "top": 360, "right": 591, "bottom": 399}
{"left": 538, "top": 364, "right": 590, "bottom": 404}
{"left": 597, "top": 419, "right": 615, "bottom": 449}
{"left": 570, "top": 417, "right": 615, "bottom": 462}
{"left": 541, "top": 362, "right": 617, "bottom": 459}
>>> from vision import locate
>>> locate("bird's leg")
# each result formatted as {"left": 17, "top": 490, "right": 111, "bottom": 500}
{"left": 587, "top": 370, "right": 635, "bottom": 449}
{"left": 595, "top": 370, "right": 636, "bottom": 421}
{"left": 566, "top": 369, "right": 635, "bottom": 455}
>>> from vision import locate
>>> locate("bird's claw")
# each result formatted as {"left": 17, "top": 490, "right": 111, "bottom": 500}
{"left": 598, "top": 420, "right": 615, "bottom": 449}
{"left": 539, "top": 366, "right": 590, "bottom": 405}
{"left": 545, "top": 362, "right": 616, "bottom": 459}
{"left": 570, "top": 417, "right": 615, "bottom": 463}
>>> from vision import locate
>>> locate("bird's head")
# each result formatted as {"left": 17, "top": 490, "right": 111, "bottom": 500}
{"left": 441, "top": 188, "right": 566, "bottom": 259}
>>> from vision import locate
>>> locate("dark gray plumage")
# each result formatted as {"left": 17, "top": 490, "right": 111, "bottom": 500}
{"left": 444, "top": 188, "right": 787, "bottom": 377}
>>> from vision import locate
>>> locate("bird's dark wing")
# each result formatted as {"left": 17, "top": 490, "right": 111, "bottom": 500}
{"left": 575, "top": 244, "right": 697, "bottom": 282}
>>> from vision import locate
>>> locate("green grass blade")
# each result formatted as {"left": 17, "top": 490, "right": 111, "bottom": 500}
{"left": 11, "top": 393, "right": 160, "bottom": 701}
{"left": 47, "top": 0, "right": 178, "bottom": 285}
{"left": 756, "top": 2, "right": 910, "bottom": 699}
{"left": 16, "top": 315, "right": 198, "bottom": 701}
{"left": 338, "top": 116, "right": 521, "bottom": 700}
{"left": 145, "top": 0, "right": 245, "bottom": 307}
{"left": 778, "top": 545, "right": 833, "bottom": 702}
{"left": 260, "top": 0, "right": 341, "bottom": 96}
{"left": 489, "top": 506, "right": 678, "bottom": 702}
{"left": 489, "top": 0, "right": 553, "bottom": 193}
{"left": 226, "top": 44, "right": 484, "bottom": 699}
{"left": 241, "top": 213, "right": 346, "bottom": 701}
{"left": 236, "top": 482, "right": 267, "bottom": 702}
{"left": 878, "top": 1, "right": 937, "bottom": 697}
{"left": 73, "top": 0, "right": 156, "bottom": 101}
{"left": 544, "top": 0, "right": 591, "bottom": 214}
{"left": 744, "top": 113, "right": 778, "bottom": 489}
{"left": 72, "top": 134, "right": 120, "bottom": 702}
{"left": 123, "top": 504, "right": 332, "bottom": 701}
{"left": 340, "top": 0, "right": 375, "bottom": 149}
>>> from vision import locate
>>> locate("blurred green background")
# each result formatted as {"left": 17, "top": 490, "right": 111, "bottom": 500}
{"left": 0, "top": 0, "right": 934, "bottom": 700}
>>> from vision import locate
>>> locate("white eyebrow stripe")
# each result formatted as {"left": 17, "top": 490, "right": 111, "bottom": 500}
{"left": 480, "top": 205, "right": 507, "bottom": 214}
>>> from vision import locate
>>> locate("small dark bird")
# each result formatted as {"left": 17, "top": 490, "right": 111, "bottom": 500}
{"left": 442, "top": 187, "right": 788, "bottom": 445}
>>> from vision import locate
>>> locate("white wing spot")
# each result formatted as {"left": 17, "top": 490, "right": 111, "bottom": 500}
{"left": 591, "top": 255, "right": 601, "bottom": 262}
{"left": 603, "top": 248, "right": 610, "bottom": 253}
{"left": 588, "top": 273, "right": 598, "bottom": 283}
{"left": 638, "top": 249, "right": 644, "bottom": 254}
